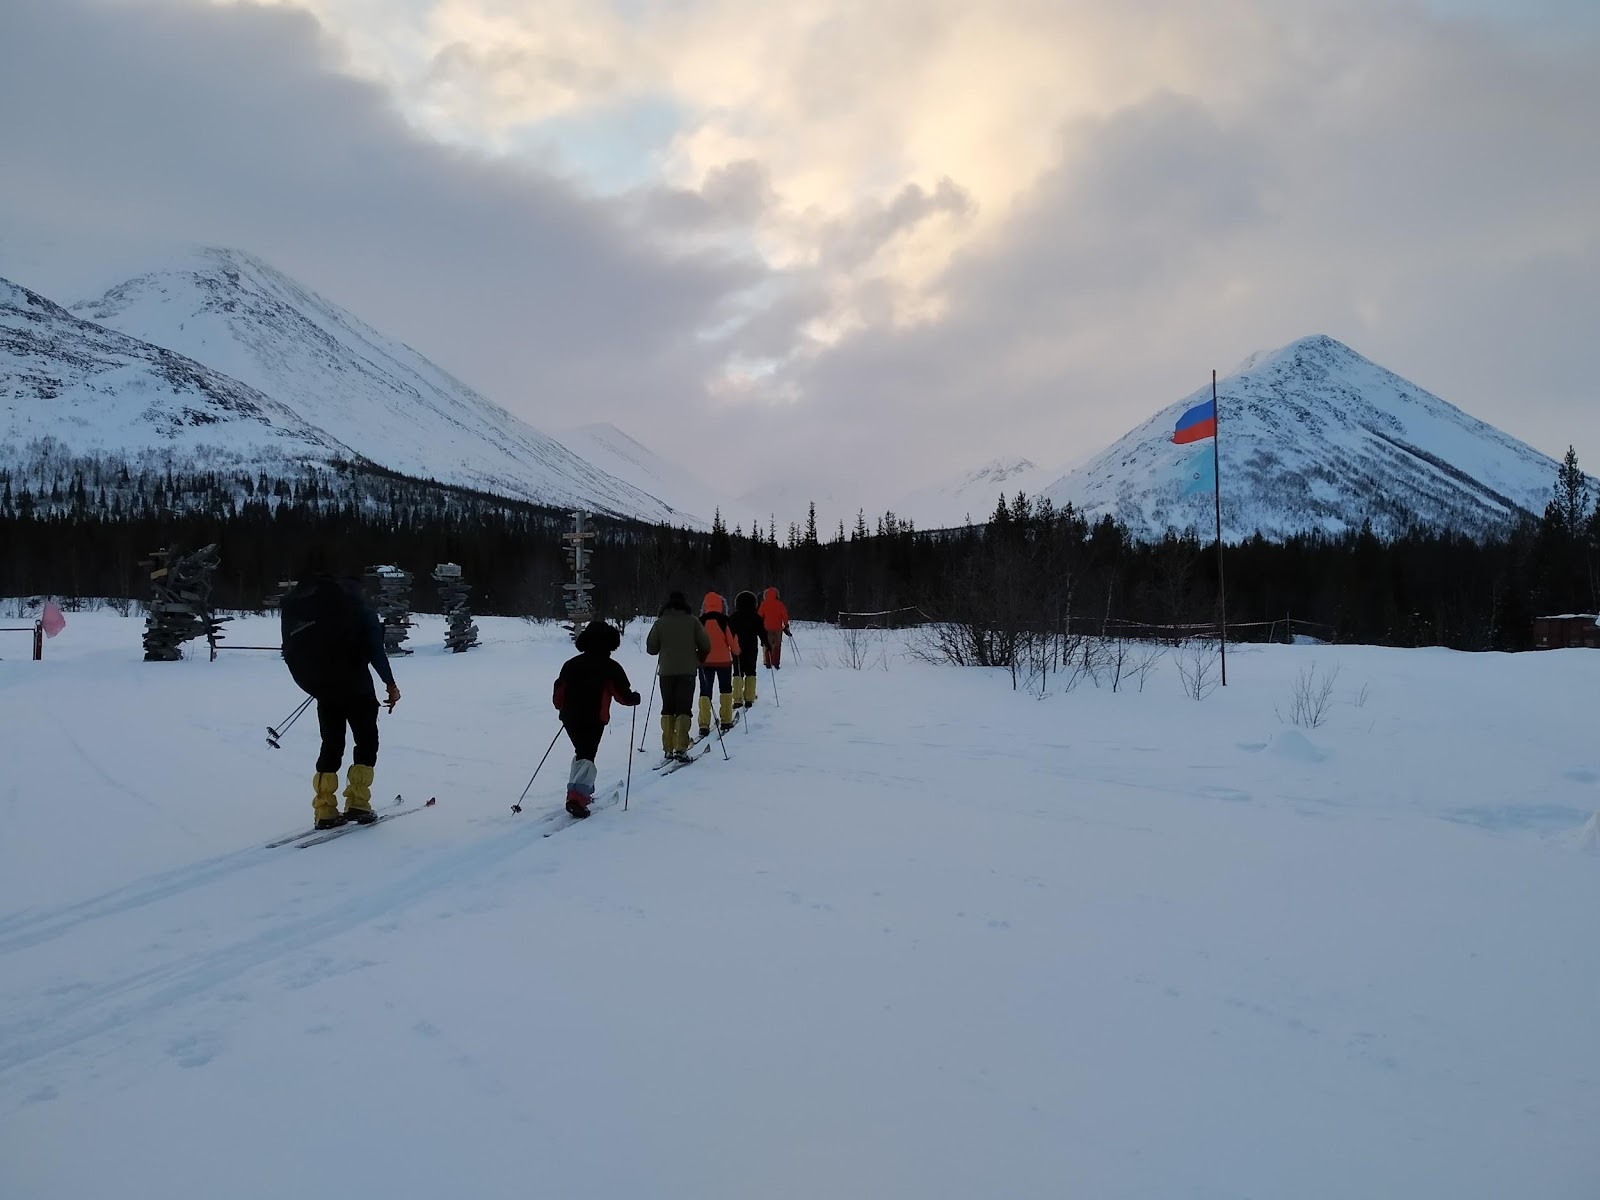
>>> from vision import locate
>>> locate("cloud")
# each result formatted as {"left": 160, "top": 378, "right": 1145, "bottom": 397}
{"left": 2, "top": 0, "right": 1597, "bottom": 512}
{"left": 0, "top": 0, "right": 760, "bottom": 470}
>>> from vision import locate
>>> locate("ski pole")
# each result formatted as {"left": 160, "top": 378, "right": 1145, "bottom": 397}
{"left": 625, "top": 706, "right": 636, "bottom": 811}
{"left": 767, "top": 662, "right": 780, "bottom": 708}
{"left": 786, "top": 630, "right": 803, "bottom": 664}
{"left": 712, "top": 690, "right": 731, "bottom": 761}
{"left": 637, "top": 673, "right": 656, "bottom": 753}
{"left": 267, "top": 695, "right": 314, "bottom": 749}
{"left": 511, "top": 728, "right": 563, "bottom": 814}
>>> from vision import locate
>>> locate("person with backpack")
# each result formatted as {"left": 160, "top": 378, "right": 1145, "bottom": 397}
{"left": 645, "top": 591, "right": 710, "bottom": 759}
{"left": 728, "top": 590, "right": 765, "bottom": 710}
{"left": 758, "top": 586, "right": 792, "bottom": 668}
{"left": 280, "top": 572, "right": 401, "bottom": 830}
{"left": 552, "top": 620, "right": 641, "bottom": 819}
{"left": 697, "top": 592, "right": 740, "bottom": 735}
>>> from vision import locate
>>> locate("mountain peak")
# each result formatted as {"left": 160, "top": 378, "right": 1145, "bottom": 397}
{"left": 1233, "top": 333, "right": 1364, "bottom": 377}
{"left": 59, "top": 250, "right": 689, "bottom": 521}
{"left": 1044, "top": 336, "right": 1579, "bottom": 540}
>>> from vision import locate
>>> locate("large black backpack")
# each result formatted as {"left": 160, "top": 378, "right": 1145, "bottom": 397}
{"left": 280, "top": 577, "right": 364, "bottom": 697}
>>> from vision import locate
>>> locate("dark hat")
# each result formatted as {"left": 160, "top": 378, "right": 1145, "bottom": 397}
{"left": 575, "top": 620, "right": 621, "bottom": 653}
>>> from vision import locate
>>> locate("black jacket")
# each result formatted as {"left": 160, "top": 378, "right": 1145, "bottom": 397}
{"left": 728, "top": 592, "right": 765, "bottom": 666}
{"left": 554, "top": 652, "right": 637, "bottom": 726}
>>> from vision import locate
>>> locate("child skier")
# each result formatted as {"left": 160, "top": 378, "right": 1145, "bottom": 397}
{"left": 728, "top": 590, "right": 765, "bottom": 709}
{"left": 552, "top": 620, "right": 641, "bottom": 819}
{"left": 646, "top": 592, "right": 711, "bottom": 759}
{"left": 698, "top": 592, "right": 740, "bottom": 735}
{"left": 758, "top": 586, "right": 791, "bottom": 668}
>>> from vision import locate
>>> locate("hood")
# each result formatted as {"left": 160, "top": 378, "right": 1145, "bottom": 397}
{"left": 764, "top": 587, "right": 780, "bottom": 602}
{"left": 735, "top": 590, "right": 758, "bottom": 614}
{"left": 702, "top": 591, "right": 725, "bottom": 615}
{"left": 574, "top": 620, "right": 620, "bottom": 654}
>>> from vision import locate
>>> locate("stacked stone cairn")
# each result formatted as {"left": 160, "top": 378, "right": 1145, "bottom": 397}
{"left": 432, "top": 563, "right": 480, "bottom": 653}
{"left": 365, "top": 565, "right": 414, "bottom": 656}
{"left": 141, "top": 544, "right": 228, "bottom": 662}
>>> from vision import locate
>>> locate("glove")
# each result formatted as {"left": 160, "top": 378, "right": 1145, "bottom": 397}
{"left": 784, "top": 627, "right": 793, "bottom": 638}
{"left": 385, "top": 681, "right": 402, "bottom": 712}
{"left": 626, "top": 691, "right": 642, "bottom": 705}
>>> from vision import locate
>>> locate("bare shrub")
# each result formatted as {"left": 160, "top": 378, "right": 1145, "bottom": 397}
{"left": 1121, "top": 640, "right": 1163, "bottom": 692}
{"left": 1277, "top": 663, "right": 1340, "bottom": 728}
{"left": 837, "top": 624, "right": 886, "bottom": 670}
{"left": 1174, "top": 638, "right": 1221, "bottom": 701}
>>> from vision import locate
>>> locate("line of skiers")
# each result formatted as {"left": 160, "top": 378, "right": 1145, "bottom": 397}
{"left": 559, "top": 587, "right": 791, "bottom": 819}
{"left": 282, "top": 571, "right": 791, "bottom": 829}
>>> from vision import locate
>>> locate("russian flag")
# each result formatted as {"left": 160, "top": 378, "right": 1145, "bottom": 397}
{"left": 1172, "top": 397, "right": 1216, "bottom": 444}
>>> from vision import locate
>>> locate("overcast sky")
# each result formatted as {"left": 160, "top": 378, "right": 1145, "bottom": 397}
{"left": 2, "top": 0, "right": 1596, "bottom": 512}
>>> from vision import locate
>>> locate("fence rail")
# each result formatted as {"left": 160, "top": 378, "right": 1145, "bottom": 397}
{"left": 834, "top": 609, "right": 1337, "bottom": 643}
{"left": 0, "top": 623, "right": 44, "bottom": 660}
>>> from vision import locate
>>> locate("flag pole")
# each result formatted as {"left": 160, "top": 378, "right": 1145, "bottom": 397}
{"left": 1212, "top": 369, "right": 1227, "bottom": 686}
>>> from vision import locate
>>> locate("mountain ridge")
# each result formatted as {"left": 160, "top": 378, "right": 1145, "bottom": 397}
{"left": 67, "top": 248, "right": 695, "bottom": 522}
{"left": 1039, "top": 334, "right": 1587, "bottom": 540}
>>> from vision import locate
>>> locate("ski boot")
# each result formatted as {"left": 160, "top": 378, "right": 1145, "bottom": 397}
{"left": 565, "top": 790, "right": 591, "bottom": 819}
{"left": 343, "top": 764, "right": 378, "bottom": 824}
{"left": 313, "top": 772, "right": 345, "bottom": 829}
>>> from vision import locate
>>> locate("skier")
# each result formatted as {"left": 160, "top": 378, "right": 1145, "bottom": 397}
{"left": 280, "top": 572, "right": 402, "bottom": 830}
{"left": 645, "top": 591, "right": 710, "bottom": 759}
{"left": 552, "top": 620, "right": 641, "bottom": 819}
{"left": 697, "top": 592, "right": 740, "bottom": 735}
{"left": 728, "top": 589, "right": 765, "bottom": 709}
{"left": 758, "top": 586, "right": 792, "bottom": 668}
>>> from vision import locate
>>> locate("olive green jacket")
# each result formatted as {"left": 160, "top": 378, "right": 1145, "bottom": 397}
{"left": 646, "top": 609, "right": 711, "bottom": 676}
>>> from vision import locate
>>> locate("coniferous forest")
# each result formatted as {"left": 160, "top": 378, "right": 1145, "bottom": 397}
{"left": 1, "top": 447, "right": 1597, "bottom": 651}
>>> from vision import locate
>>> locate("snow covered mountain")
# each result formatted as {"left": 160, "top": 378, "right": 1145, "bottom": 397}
{"left": 553, "top": 422, "right": 724, "bottom": 528}
{"left": 898, "top": 456, "right": 1067, "bottom": 529}
{"left": 1, "top": 276, "right": 352, "bottom": 470}
{"left": 1044, "top": 335, "right": 1586, "bottom": 540}
{"left": 69, "top": 249, "right": 692, "bottom": 521}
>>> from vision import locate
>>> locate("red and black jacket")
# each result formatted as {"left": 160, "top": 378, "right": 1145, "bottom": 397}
{"left": 553, "top": 652, "right": 637, "bottom": 726}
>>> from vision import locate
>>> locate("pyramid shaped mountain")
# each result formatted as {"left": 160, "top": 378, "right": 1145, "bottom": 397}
{"left": 70, "top": 249, "right": 694, "bottom": 522}
{"left": 1043, "top": 335, "right": 1584, "bottom": 540}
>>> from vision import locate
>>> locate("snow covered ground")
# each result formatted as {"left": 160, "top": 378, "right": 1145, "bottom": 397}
{"left": 2, "top": 612, "right": 1598, "bottom": 1198}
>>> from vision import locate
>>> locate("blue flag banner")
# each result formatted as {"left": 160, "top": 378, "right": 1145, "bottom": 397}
{"left": 1178, "top": 445, "right": 1215, "bottom": 496}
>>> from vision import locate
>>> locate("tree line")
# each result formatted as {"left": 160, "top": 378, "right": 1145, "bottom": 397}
{"left": 2, "top": 448, "right": 1597, "bottom": 652}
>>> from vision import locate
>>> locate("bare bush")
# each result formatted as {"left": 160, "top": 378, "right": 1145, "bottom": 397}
{"left": 1277, "top": 663, "right": 1340, "bottom": 728}
{"left": 1115, "top": 639, "right": 1163, "bottom": 692}
{"left": 837, "top": 624, "right": 886, "bottom": 670}
{"left": 1174, "top": 638, "right": 1221, "bottom": 701}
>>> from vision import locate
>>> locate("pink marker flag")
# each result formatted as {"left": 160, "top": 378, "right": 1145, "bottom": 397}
{"left": 41, "top": 601, "right": 66, "bottom": 639}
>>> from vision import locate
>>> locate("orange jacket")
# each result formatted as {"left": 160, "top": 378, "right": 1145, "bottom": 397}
{"left": 700, "top": 592, "right": 739, "bottom": 666}
{"left": 758, "top": 587, "right": 790, "bottom": 634}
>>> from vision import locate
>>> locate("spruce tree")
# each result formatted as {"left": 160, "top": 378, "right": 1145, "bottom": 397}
{"left": 1551, "top": 446, "right": 1589, "bottom": 534}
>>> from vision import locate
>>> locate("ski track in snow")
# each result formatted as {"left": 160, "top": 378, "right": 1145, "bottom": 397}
{"left": 3, "top": 613, "right": 1599, "bottom": 1198}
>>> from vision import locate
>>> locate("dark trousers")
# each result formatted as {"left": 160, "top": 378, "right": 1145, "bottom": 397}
{"left": 735, "top": 647, "right": 759, "bottom": 676}
{"left": 659, "top": 674, "right": 695, "bottom": 717}
{"left": 698, "top": 664, "right": 733, "bottom": 695}
{"left": 316, "top": 695, "right": 379, "bottom": 773}
{"left": 563, "top": 720, "right": 603, "bottom": 761}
